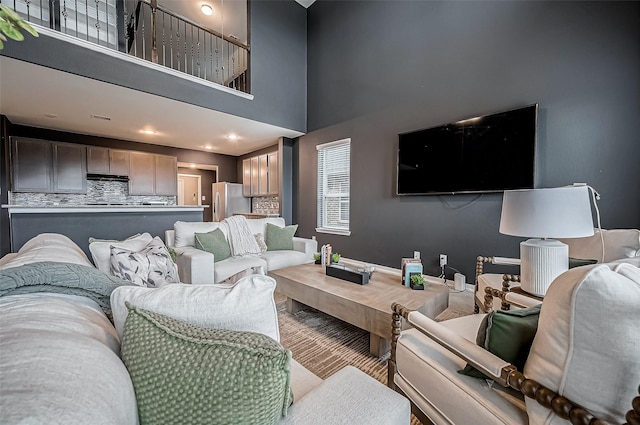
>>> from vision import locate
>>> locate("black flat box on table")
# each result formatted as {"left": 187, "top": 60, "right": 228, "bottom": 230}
{"left": 325, "top": 264, "right": 370, "bottom": 285}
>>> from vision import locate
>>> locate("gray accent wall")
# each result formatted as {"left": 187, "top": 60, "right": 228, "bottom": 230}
{"left": 299, "top": 1, "right": 640, "bottom": 279}
{"left": 1, "top": 0, "right": 307, "bottom": 133}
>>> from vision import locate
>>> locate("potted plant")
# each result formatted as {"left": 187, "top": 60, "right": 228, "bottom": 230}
{"left": 0, "top": 5, "right": 38, "bottom": 50}
{"left": 313, "top": 252, "right": 322, "bottom": 264}
{"left": 410, "top": 273, "right": 425, "bottom": 290}
{"left": 331, "top": 252, "right": 341, "bottom": 264}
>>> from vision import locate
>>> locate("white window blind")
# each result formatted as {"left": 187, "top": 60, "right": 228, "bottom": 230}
{"left": 316, "top": 138, "right": 351, "bottom": 236}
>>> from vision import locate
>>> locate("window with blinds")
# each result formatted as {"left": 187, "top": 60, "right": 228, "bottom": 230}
{"left": 316, "top": 138, "right": 351, "bottom": 236}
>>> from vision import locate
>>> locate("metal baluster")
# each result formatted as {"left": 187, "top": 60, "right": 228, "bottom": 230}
{"left": 105, "top": 0, "right": 108, "bottom": 47}
{"left": 132, "top": 6, "right": 136, "bottom": 57}
{"left": 183, "top": 20, "right": 187, "bottom": 73}
{"left": 122, "top": 0, "right": 127, "bottom": 53}
{"left": 162, "top": 11, "right": 165, "bottom": 66}
{"left": 61, "top": 0, "right": 67, "bottom": 33}
{"left": 203, "top": 30, "right": 207, "bottom": 80}
{"left": 190, "top": 24, "right": 194, "bottom": 76}
{"left": 141, "top": 2, "right": 145, "bottom": 60}
{"left": 75, "top": 0, "right": 78, "bottom": 37}
{"left": 85, "top": 0, "right": 88, "bottom": 41}
{"left": 175, "top": 20, "right": 180, "bottom": 71}
{"left": 196, "top": 28, "right": 200, "bottom": 78}
{"left": 39, "top": 0, "right": 42, "bottom": 23}
{"left": 95, "top": 0, "right": 100, "bottom": 45}
{"left": 169, "top": 15, "right": 173, "bottom": 69}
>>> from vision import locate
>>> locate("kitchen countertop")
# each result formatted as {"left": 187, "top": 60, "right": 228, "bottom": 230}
{"left": 2, "top": 205, "right": 209, "bottom": 214}
{"left": 234, "top": 213, "right": 280, "bottom": 218}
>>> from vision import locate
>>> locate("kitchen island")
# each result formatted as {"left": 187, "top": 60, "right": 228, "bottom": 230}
{"left": 3, "top": 205, "right": 207, "bottom": 257}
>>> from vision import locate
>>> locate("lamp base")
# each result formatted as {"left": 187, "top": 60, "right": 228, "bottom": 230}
{"left": 520, "top": 239, "right": 568, "bottom": 297}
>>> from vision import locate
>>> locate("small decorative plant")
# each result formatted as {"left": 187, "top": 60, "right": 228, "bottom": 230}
{"left": 313, "top": 252, "right": 322, "bottom": 264}
{"left": 410, "top": 273, "right": 425, "bottom": 290}
{"left": 331, "top": 253, "right": 341, "bottom": 264}
{"left": 0, "top": 5, "right": 38, "bottom": 50}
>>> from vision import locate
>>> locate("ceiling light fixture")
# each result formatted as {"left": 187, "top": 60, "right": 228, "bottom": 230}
{"left": 227, "top": 134, "right": 238, "bottom": 141}
{"left": 205, "top": 145, "right": 213, "bottom": 150}
{"left": 201, "top": 4, "right": 213, "bottom": 15}
{"left": 141, "top": 129, "right": 156, "bottom": 135}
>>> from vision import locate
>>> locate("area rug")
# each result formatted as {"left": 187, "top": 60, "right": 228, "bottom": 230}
{"left": 276, "top": 296, "right": 467, "bottom": 425}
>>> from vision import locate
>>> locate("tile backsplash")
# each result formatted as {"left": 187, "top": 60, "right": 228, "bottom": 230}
{"left": 252, "top": 196, "right": 279, "bottom": 215}
{"left": 10, "top": 180, "right": 176, "bottom": 206}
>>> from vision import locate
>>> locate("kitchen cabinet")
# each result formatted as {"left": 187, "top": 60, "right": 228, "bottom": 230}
{"left": 242, "top": 158, "right": 251, "bottom": 197}
{"left": 53, "top": 142, "right": 86, "bottom": 193}
{"left": 12, "top": 137, "right": 52, "bottom": 192}
{"left": 11, "top": 138, "right": 86, "bottom": 194}
{"left": 87, "top": 147, "right": 130, "bottom": 175}
{"left": 258, "top": 154, "right": 268, "bottom": 195}
{"left": 242, "top": 151, "right": 279, "bottom": 197}
{"left": 154, "top": 154, "right": 177, "bottom": 196}
{"left": 129, "top": 152, "right": 177, "bottom": 196}
{"left": 250, "top": 156, "right": 259, "bottom": 196}
{"left": 267, "top": 151, "right": 278, "bottom": 196}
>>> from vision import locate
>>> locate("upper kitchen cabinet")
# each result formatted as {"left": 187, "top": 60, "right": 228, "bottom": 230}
{"left": 242, "top": 151, "right": 279, "bottom": 197}
{"left": 53, "top": 142, "right": 87, "bottom": 193}
{"left": 155, "top": 154, "right": 177, "bottom": 196}
{"left": 11, "top": 138, "right": 86, "bottom": 194}
{"left": 87, "top": 147, "right": 130, "bottom": 176}
{"left": 242, "top": 158, "right": 251, "bottom": 197}
{"left": 12, "top": 137, "right": 52, "bottom": 192}
{"left": 129, "top": 152, "right": 177, "bottom": 196}
{"left": 267, "top": 151, "right": 278, "bottom": 196}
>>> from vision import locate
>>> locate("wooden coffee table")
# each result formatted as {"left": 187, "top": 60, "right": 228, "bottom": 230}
{"left": 269, "top": 263, "right": 449, "bottom": 357}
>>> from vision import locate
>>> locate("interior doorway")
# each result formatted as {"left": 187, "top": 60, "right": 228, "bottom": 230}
{"left": 177, "top": 163, "right": 218, "bottom": 222}
{"left": 177, "top": 174, "right": 202, "bottom": 206}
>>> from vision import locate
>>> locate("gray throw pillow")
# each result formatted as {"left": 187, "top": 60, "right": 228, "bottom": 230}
{"left": 265, "top": 223, "right": 298, "bottom": 251}
{"left": 194, "top": 229, "right": 232, "bottom": 262}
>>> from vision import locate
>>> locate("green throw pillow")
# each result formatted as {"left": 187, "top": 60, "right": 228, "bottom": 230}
{"left": 121, "top": 302, "right": 292, "bottom": 425}
{"left": 265, "top": 223, "right": 298, "bottom": 251}
{"left": 459, "top": 304, "right": 541, "bottom": 379}
{"left": 194, "top": 229, "right": 231, "bottom": 262}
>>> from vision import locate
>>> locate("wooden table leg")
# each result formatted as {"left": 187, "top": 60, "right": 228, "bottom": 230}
{"left": 369, "top": 333, "right": 391, "bottom": 358}
{"left": 286, "top": 297, "right": 307, "bottom": 314}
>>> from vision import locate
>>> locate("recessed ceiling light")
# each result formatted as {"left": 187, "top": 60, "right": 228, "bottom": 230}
{"left": 201, "top": 4, "right": 213, "bottom": 15}
{"left": 141, "top": 129, "right": 157, "bottom": 135}
{"left": 205, "top": 145, "right": 213, "bottom": 150}
{"left": 190, "top": 163, "right": 196, "bottom": 168}
{"left": 227, "top": 134, "right": 238, "bottom": 141}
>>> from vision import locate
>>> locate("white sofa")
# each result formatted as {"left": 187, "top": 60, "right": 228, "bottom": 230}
{"left": 166, "top": 217, "right": 317, "bottom": 284}
{"left": 0, "top": 233, "right": 410, "bottom": 424}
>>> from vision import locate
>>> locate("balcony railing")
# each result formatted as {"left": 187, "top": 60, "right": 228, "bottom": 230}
{"left": 3, "top": 0, "right": 250, "bottom": 94}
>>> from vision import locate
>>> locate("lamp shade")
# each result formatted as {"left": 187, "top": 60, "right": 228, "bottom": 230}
{"left": 499, "top": 186, "right": 594, "bottom": 239}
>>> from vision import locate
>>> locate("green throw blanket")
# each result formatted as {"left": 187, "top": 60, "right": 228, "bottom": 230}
{"left": 0, "top": 261, "right": 135, "bottom": 314}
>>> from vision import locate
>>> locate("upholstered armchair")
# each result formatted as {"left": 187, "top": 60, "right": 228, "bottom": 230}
{"left": 474, "top": 256, "right": 521, "bottom": 313}
{"left": 389, "top": 260, "right": 640, "bottom": 425}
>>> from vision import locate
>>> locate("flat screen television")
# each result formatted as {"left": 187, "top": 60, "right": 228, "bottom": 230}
{"left": 397, "top": 104, "right": 537, "bottom": 195}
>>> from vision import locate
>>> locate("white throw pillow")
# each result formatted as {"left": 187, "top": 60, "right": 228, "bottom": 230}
{"left": 173, "top": 221, "right": 225, "bottom": 248}
{"left": 523, "top": 263, "right": 640, "bottom": 424}
{"left": 89, "top": 233, "right": 153, "bottom": 273}
{"left": 110, "top": 237, "right": 179, "bottom": 288}
{"left": 110, "top": 274, "right": 280, "bottom": 343}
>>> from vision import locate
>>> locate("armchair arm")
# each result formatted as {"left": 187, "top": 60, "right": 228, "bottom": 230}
{"left": 292, "top": 237, "right": 318, "bottom": 262}
{"left": 174, "top": 246, "right": 215, "bottom": 285}
{"left": 390, "top": 303, "right": 514, "bottom": 386}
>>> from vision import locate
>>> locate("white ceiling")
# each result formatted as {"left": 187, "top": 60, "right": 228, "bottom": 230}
{"left": 0, "top": 56, "right": 303, "bottom": 156}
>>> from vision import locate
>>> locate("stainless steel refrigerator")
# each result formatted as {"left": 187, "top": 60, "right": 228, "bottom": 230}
{"left": 212, "top": 182, "right": 251, "bottom": 221}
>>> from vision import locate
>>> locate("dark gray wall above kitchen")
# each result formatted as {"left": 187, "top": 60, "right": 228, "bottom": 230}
{"left": 300, "top": 1, "right": 640, "bottom": 279}
{"left": 1, "top": 0, "right": 307, "bottom": 133}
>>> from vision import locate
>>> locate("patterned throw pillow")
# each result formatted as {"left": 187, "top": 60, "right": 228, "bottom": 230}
{"left": 110, "top": 237, "right": 179, "bottom": 287}
{"left": 254, "top": 233, "right": 268, "bottom": 253}
{"left": 121, "top": 303, "right": 292, "bottom": 425}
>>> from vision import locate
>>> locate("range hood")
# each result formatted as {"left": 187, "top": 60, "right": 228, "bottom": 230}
{"left": 86, "top": 173, "right": 129, "bottom": 182}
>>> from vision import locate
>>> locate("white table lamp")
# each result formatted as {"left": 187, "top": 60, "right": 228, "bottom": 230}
{"left": 499, "top": 186, "right": 594, "bottom": 296}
